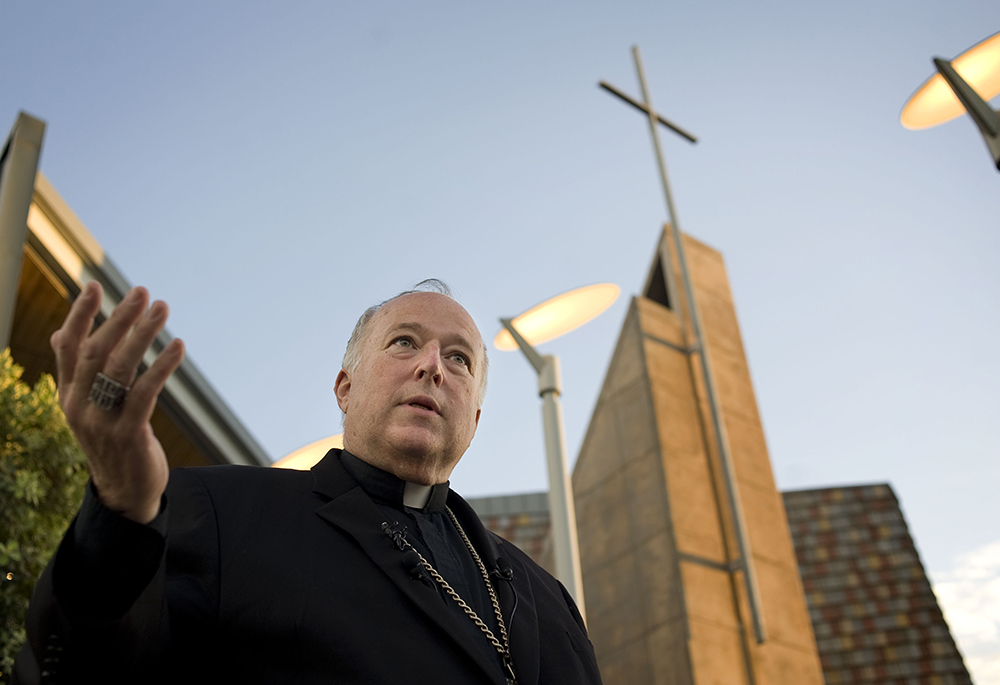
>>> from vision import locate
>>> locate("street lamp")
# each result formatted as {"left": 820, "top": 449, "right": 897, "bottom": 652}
{"left": 496, "top": 283, "right": 620, "bottom": 618}
{"left": 272, "top": 433, "right": 343, "bottom": 470}
{"left": 902, "top": 31, "right": 1000, "bottom": 170}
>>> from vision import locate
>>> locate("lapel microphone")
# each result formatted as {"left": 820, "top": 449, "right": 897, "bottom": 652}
{"left": 492, "top": 557, "right": 515, "bottom": 583}
{"left": 492, "top": 557, "right": 518, "bottom": 638}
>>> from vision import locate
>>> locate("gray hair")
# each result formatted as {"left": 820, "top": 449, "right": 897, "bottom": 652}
{"left": 342, "top": 279, "right": 489, "bottom": 406}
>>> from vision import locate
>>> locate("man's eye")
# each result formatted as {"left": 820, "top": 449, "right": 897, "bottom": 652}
{"left": 450, "top": 353, "right": 469, "bottom": 366}
{"left": 394, "top": 337, "right": 413, "bottom": 348}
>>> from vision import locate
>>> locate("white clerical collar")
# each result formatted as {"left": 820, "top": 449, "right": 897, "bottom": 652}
{"left": 403, "top": 481, "right": 433, "bottom": 509}
{"left": 338, "top": 450, "right": 450, "bottom": 512}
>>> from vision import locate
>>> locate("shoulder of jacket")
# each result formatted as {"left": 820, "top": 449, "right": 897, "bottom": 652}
{"left": 170, "top": 463, "right": 311, "bottom": 491}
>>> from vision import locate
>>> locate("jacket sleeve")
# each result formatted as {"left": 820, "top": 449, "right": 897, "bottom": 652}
{"left": 13, "top": 481, "right": 180, "bottom": 684}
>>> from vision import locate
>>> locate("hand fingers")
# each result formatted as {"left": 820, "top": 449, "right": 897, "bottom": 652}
{"left": 123, "top": 337, "right": 185, "bottom": 423}
{"left": 50, "top": 282, "right": 103, "bottom": 397}
{"left": 103, "top": 300, "right": 170, "bottom": 386}
{"left": 69, "top": 287, "right": 151, "bottom": 410}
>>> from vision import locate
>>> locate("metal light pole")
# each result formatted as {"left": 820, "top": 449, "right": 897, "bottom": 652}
{"left": 496, "top": 282, "right": 620, "bottom": 621}
{"left": 499, "top": 318, "right": 584, "bottom": 617}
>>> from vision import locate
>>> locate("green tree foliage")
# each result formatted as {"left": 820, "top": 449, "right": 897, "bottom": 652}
{"left": 0, "top": 349, "right": 88, "bottom": 682}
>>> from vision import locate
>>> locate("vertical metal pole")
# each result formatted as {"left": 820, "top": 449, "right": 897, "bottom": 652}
{"left": 0, "top": 112, "right": 46, "bottom": 349}
{"left": 632, "top": 46, "right": 767, "bottom": 644}
{"left": 539, "top": 356, "right": 586, "bottom": 619}
{"left": 500, "top": 319, "right": 586, "bottom": 619}
{"left": 632, "top": 46, "right": 682, "bottom": 315}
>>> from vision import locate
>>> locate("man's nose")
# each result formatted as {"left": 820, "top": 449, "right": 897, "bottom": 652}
{"left": 415, "top": 344, "right": 444, "bottom": 385}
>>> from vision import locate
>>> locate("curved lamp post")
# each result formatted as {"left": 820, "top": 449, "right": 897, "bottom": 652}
{"left": 902, "top": 31, "right": 1000, "bottom": 170}
{"left": 496, "top": 283, "right": 620, "bottom": 618}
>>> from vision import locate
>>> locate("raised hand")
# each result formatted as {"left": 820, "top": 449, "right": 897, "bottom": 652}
{"left": 50, "top": 282, "right": 185, "bottom": 524}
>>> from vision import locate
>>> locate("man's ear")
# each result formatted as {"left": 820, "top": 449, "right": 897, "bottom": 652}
{"left": 334, "top": 369, "right": 351, "bottom": 413}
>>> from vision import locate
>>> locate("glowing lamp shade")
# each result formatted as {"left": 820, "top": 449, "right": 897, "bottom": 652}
{"left": 271, "top": 433, "right": 343, "bottom": 470}
{"left": 902, "top": 31, "right": 1000, "bottom": 129}
{"left": 494, "top": 283, "right": 620, "bottom": 351}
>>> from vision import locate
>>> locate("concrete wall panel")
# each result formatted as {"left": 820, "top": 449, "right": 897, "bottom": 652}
{"left": 574, "top": 227, "right": 823, "bottom": 684}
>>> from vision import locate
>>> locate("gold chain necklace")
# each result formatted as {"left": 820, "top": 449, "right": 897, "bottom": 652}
{"left": 382, "top": 507, "right": 517, "bottom": 684}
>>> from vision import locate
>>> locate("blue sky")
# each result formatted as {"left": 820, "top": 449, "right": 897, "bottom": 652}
{"left": 4, "top": 2, "right": 998, "bottom": 678}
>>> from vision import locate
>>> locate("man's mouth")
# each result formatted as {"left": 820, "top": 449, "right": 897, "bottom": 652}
{"left": 405, "top": 397, "right": 440, "bottom": 414}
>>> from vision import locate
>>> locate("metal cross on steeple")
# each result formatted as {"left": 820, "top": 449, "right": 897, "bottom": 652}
{"left": 600, "top": 46, "right": 768, "bottom": 646}
{"left": 599, "top": 46, "right": 696, "bottom": 313}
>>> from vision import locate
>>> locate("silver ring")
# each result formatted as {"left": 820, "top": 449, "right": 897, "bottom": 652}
{"left": 88, "top": 372, "right": 130, "bottom": 411}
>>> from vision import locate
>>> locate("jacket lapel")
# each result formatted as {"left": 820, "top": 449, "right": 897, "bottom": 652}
{"left": 311, "top": 451, "right": 508, "bottom": 684}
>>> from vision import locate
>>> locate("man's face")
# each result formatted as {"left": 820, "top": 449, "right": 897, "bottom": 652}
{"left": 334, "top": 292, "right": 483, "bottom": 485}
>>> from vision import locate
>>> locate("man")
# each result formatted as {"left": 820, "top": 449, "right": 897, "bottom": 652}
{"left": 14, "top": 279, "right": 603, "bottom": 684}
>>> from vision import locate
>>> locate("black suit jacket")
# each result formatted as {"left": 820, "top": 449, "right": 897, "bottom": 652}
{"left": 15, "top": 450, "right": 602, "bottom": 684}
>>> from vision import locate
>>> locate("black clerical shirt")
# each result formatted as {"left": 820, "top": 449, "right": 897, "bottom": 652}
{"left": 338, "top": 451, "right": 508, "bottom": 677}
